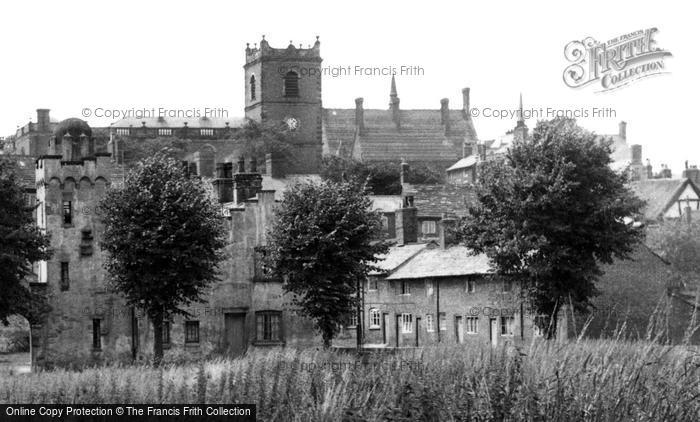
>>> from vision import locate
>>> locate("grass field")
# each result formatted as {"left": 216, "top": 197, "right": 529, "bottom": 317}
{"left": 1, "top": 339, "right": 699, "bottom": 421}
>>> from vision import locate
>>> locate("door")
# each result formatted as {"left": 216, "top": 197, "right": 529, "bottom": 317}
{"left": 415, "top": 317, "right": 421, "bottom": 347}
{"left": 455, "top": 316, "right": 464, "bottom": 343}
{"left": 224, "top": 313, "right": 247, "bottom": 357}
{"left": 395, "top": 315, "right": 400, "bottom": 348}
{"left": 382, "top": 312, "right": 389, "bottom": 345}
{"left": 489, "top": 318, "right": 498, "bottom": 346}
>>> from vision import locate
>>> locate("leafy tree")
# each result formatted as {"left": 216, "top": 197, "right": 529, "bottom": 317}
{"left": 651, "top": 217, "right": 700, "bottom": 286}
{"left": 99, "top": 154, "right": 226, "bottom": 365}
{"left": 321, "top": 156, "right": 443, "bottom": 195}
{"left": 459, "top": 118, "right": 645, "bottom": 338}
{"left": 229, "top": 119, "right": 295, "bottom": 160}
{"left": 267, "top": 180, "right": 388, "bottom": 347}
{"left": 0, "top": 157, "right": 52, "bottom": 325}
{"left": 118, "top": 137, "right": 189, "bottom": 167}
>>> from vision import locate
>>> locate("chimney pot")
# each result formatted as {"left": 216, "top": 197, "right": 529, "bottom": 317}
{"left": 619, "top": 121, "right": 627, "bottom": 139}
{"left": 462, "top": 88, "right": 471, "bottom": 117}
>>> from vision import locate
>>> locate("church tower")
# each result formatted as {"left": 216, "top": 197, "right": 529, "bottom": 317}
{"left": 513, "top": 93, "right": 529, "bottom": 142}
{"left": 244, "top": 36, "right": 323, "bottom": 175}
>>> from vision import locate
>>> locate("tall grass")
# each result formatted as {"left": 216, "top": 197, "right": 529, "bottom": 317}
{"left": 1, "top": 339, "right": 698, "bottom": 421}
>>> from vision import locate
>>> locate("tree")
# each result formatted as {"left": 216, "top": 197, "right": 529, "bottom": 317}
{"left": 321, "top": 156, "right": 444, "bottom": 195}
{"left": 266, "top": 180, "right": 388, "bottom": 347}
{"left": 0, "top": 157, "right": 52, "bottom": 325}
{"left": 651, "top": 216, "right": 700, "bottom": 286}
{"left": 98, "top": 154, "right": 226, "bottom": 365}
{"left": 459, "top": 118, "right": 645, "bottom": 338}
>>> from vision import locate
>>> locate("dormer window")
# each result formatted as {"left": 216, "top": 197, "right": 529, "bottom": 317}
{"left": 250, "top": 75, "right": 256, "bottom": 100}
{"left": 283, "top": 71, "right": 299, "bottom": 97}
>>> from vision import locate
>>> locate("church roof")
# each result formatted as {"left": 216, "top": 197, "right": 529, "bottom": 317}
{"left": 323, "top": 108, "right": 474, "bottom": 164}
{"left": 447, "top": 155, "right": 477, "bottom": 172}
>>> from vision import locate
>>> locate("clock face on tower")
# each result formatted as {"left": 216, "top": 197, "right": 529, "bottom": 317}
{"left": 284, "top": 117, "right": 299, "bottom": 131}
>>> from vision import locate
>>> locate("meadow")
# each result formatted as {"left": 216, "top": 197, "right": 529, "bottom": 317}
{"left": 1, "top": 338, "right": 699, "bottom": 421}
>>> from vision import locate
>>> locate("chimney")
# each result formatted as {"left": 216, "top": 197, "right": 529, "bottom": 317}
{"left": 213, "top": 162, "right": 234, "bottom": 203}
{"left": 682, "top": 164, "right": 700, "bottom": 186}
{"left": 631, "top": 144, "right": 642, "bottom": 164}
{"left": 400, "top": 160, "right": 410, "bottom": 185}
{"left": 396, "top": 194, "right": 417, "bottom": 246}
{"left": 619, "top": 121, "right": 627, "bottom": 139}
{"left": 355, "top": 98, "right": 365, "bottom": 134}
{"left": 440, "top": 98, "right": 450, "bottom": 135}
{"left": 233, "top": 156, "right": 263, "bottom": 204}
{"left": 36, "top": 109, "right": 50, "bottom": 132}
{"left": 438, "top": 213, "right": 458, "bottom": 249}
{"left": 462, "top": 88, "right": 471, "bottom": 118}
{"left": 646, "top": 160, "right": 653, "bottom": 179}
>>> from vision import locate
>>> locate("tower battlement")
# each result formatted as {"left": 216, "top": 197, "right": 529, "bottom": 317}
{"left": 245, "top": 36, "right": 321, "bottom": 64}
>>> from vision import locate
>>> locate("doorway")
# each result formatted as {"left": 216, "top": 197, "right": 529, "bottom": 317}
{"left": 415, "top": 317, "right": 421, "bottom": 347}
{"left": 455, "top": 316, "right": 464, "bottom": 343}
{"left": 224, "top": 313, "right": 247, "bottom": 357}
{"left": 489, "top": 318, "right": 498, "bottom": 346}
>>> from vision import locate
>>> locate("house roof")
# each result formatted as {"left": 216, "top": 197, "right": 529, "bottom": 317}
{"left": 629, "top": 178, "right": 700, "bottom": 221}
{"left": 323, "top": 108, "right": 476, "bottom": 164}
{"left": 404, "top": 183, "right": 475, "bottom": 217}
{"left": 111, "top": 116, "right": 245, "bottom": 129}
{"left": 386, "top": 245, "right": 492, "bottom": 280}
{"left": 371, "top": 243, "right": 429, "bottom": 275}
{"left": 446, "top": 155, "right": 477, "bottom": 172}
{"left": 369, "top": 195, "right": 402, "bottom": 212}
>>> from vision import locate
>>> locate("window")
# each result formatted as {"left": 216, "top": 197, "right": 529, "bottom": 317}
{"left": 503, "top": 280, "right": 513, "bottom": 292}
{"left": 256, "top": 311, "right": 282, "bottom": 342}
{"left": 401, "top": 313, "right": 413, "bottom": 333}
{"left": 426, "top": 314, "right": 435, "bottom": 332}
{"left": 62, "top": 200, "right": 72, "bottom": 225}
{"left": 466, "top": 279, "right": 476, "bottom": 293}
{"left": 400, "top": 280, "right": 411, "bottom": 295}
{"left": 347, "top": 311, "right": 358, "bottom": 328}
{"left": 254, "top": 246, "right": 274, "bottom": 281}
{"left": 369, "top": 309, "right": 381, "bottom": 329}
{"left": 115, "top": 128, "right": 130, "bottom": 136}
{"left": 162, "top": 321, "right": 171, "bottom": 345}
{"left": 466, "top": 316, "right": 479, "bottom": 334}
{"left": 200, "top": 129, "right": 214, "bottom": 137}
{"left": 439, "top": 312, "right": 447, "bottom": 331}
{"left": 250, "top": 75, "right": 256, "bottom": 100}
{"left": 421, "top": 220, "right": 437, "bottom": 235}
{"left": 60, "top": 262, "right": 70, "bottom": 291}
{"left": 283, "top": 71, "right": 299, "bottom": 97}
{"left": 158, "top": 128, "right": 172, "bottom": 136}
{"left": 501, "top": 316, "right": 515, "bottom": 336}
{"left": 185, "top": 321, "right": 200, "bottom": 343}
{"left": 92, "top": 319, "right": 101, "bottom": 350}
{"left": 426, "top": 279, "right": 433, "bottom": 296}
{"left": 368, "top": 278, "right": 378, "bottom": 291}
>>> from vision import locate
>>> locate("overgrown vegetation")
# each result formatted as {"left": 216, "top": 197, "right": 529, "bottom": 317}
{"left": 321, "top": 156, "right": 444, "bottom": 195}
{"left": 1, "top": 340, "right": 698, "bottom": 421}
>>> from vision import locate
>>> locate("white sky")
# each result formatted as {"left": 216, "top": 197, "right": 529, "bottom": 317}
{"left": 1, "top": 0, "right": 696, "bottom": 175}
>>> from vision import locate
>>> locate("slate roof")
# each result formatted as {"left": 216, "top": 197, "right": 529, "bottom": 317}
{"left": 371, "top": 243, "right": 429, "bottom": 275}
{"left": 446, "top": 155, "right": 477, "bottom": 172}
{"left": 111, "top": 116, "right": 245, "bottom": 128}
{"left": 369, "top": 195, "right": 402, "bottom": 212}
{"left": 323, "top": 108, "right": 477, "bottom": 164}
{"left": 629, "top": 178, "right": 700, "bottom": 221}
{"left": 386, "top": 245, "right": 492, "bottom": 280}
{"left": 404, "top": 183, "right": 476, "bottom": 217}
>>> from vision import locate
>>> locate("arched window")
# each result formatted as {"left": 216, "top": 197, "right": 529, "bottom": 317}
{"left": 249, "top": 75, "right": 256, "bottom": 101}
{"left": 283, "top": 71, "right": 299, "bottom": 97}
